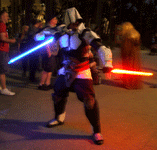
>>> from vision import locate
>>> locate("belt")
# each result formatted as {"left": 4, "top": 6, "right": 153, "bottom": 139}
{"left": 74, "top": 60, "right": 90, "bottom": 72}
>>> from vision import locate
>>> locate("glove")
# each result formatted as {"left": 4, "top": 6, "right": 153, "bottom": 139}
{"left": 102, "top": 67, "right": 113, "bottom": 73}
{"left": 54, "top": 32, "right": 62, "bottom": 41}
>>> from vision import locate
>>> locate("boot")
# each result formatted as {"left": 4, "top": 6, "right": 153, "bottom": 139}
{"left": 93, "top": 133, "right": 104, "bottom": 145}
{"left": 46, "top": 112, "right": 66, "bottom": 127}
{"left": 85, "top": 99, "right": 104, "bottom": 145}
{"left": 46, "top": 94, "right": 67, "bottom": 128}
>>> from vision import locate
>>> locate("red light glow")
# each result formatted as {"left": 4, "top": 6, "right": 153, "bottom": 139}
{"left": 111, "top": 69, "right": 153, "bottom": 76}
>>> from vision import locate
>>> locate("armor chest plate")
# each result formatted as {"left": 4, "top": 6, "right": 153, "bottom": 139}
{"left": 59, "top": 34, "right": 82, "bottom": 50}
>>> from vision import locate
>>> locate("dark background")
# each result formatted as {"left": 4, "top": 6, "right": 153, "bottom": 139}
{"left": 1, "top": 0, "right": 157, "bottom": 48}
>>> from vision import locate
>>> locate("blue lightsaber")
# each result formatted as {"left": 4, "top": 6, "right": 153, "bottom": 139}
{"left": 8, "top": 37, "right": 54, "bottom": 64}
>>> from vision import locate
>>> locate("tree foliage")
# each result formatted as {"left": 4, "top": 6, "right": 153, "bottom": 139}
{"left": 7, "top": 0, "right": 157, "bottom": 47}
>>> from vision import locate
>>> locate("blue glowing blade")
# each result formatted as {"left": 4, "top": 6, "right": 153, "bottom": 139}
{"left": 8, "top": 37, "right": 54, "bottom": 64}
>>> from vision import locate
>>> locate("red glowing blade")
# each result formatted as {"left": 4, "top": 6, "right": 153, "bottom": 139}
{"left": 111, "top": 69, "right": 153, "bottom": 76}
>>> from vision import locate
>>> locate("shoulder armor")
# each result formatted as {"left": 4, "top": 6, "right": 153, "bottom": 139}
{"left": 82, "top": 29, "right": 101, "bottom": 44}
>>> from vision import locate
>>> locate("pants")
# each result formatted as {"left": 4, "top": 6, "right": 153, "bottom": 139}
{"left": 29, "top": 53, "right": 39, "bottom": 80}
{"left": 42, "top": 54, "right": 56, "bottom": 73}
{"left": 0, "top": 51, "right": 9, "bottom": 74}
{"left": 21, "top": 56, "right": 28, "bottom": 74}
{"left": 52, "top": 75, "right": 101, "bottom": 133}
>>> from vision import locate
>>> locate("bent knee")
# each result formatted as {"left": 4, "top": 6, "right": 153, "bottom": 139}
{"left": 84, "top": 98, "right": 95, "bottom": 109}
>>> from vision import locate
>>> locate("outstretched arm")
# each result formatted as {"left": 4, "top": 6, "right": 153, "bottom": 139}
{"left": 34, "top": 24, "right": 70, "bottom": 42}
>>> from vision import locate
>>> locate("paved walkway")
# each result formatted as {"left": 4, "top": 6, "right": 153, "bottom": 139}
{"left": 0, "top": 48, "right": 157, "bottom": 150}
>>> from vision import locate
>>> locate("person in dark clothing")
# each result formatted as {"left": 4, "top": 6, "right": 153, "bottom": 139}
{"left": 18, "top": 25, "right": 29, "bottom": 77}
{"left": 26, "top": 19, "right": 43, "bottom": 82}
{"left": 150, "top": 33, "right": 157, "bottom": 55}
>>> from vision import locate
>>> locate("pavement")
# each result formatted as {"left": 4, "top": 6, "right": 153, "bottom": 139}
{"left": 0, "top": 48, "right": 157, "bottom": 150}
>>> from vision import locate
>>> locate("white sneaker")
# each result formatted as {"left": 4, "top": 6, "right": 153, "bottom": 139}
{"left": 1, "top": 88, "right": 15, "bottom": 96}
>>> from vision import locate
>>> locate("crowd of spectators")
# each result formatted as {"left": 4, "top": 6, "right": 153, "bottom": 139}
{"left": 0, "top": 10, "right": 62, "bottom": 95}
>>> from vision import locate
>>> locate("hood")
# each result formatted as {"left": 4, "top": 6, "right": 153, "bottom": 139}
{"left": 64, "top": 7, "right": 83, "bottom": 27}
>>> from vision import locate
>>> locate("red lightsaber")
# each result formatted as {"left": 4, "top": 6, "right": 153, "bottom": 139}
{"left": 111, "top": 69, "right": 153, "bottom": 76}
